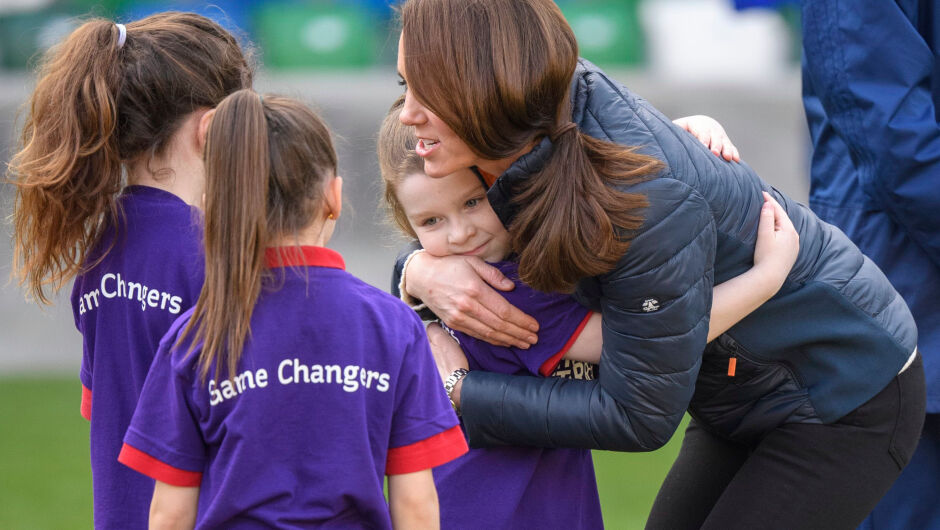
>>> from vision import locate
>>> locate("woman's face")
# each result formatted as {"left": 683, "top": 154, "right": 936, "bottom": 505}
{"left": 397, "top": 36, "right": 480, "bottom": 178}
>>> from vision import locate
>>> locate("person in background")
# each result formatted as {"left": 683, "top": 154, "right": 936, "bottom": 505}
{"left": 8, "top": 13, "right": 252, "bottom": 528}
{"left": 802, "top": 1, "right": 940, "bottom": 528}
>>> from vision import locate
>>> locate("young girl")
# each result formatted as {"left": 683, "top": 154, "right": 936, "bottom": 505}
{"left": 377, "top": 102, "right": 798, "bottom": 528}
{"left": 8, "top": 13, "right": 252, "bottom": 528}
{"left": 118, "top": 91, "right": 468, "bottom": 528}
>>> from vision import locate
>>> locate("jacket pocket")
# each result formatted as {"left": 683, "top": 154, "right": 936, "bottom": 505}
{"left": 690, "top": 335, "right": 818, "bottom": 443}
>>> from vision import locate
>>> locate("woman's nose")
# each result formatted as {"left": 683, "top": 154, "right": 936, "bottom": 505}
{"left": 399, "top": 93, "right": 425, "bottom": 126}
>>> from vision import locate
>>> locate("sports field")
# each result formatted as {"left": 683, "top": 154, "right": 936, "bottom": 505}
{"left": 0, "top": 376, "right": 686, "bottom": 529}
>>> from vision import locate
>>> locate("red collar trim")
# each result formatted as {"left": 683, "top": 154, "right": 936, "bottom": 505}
{"left": 264, "top": 246, "right": 345, "bottom": 270}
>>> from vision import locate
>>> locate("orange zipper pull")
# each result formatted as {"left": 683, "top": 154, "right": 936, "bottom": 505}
{"left": 727, "top": 357, "right": 737, "bottom": 377}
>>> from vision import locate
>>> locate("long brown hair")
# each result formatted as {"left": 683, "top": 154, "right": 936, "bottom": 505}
{"left": 9, "top": 12, "right": 253, "bottom": 304}
{"left": 400, "top": 0, "right": 663, "bottom": 292}
{"left": 187, "top": 90, "right": 338, "bottom": 380}
{"left": 377, "top": 95, "right": 424, "bottom": 240}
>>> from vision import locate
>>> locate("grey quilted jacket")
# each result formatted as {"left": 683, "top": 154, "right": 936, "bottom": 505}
{"left": 394, "top": 59, "right": 917, "bottom": 451}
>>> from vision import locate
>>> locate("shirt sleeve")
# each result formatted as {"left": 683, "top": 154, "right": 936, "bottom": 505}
{"left": 451, "top": 278, "right": 594, "bottom": 377}
{"left": 386, "top": 313, "right": 468, "bottom": 475}
{"left": 118, "top": 327, "right": 206, "bottom": 487}
{"left": 802, "top": 0, "right": 940, "bottom": 269}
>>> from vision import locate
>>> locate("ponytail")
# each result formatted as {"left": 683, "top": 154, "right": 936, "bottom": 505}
{"left": 186, "top": 90, "right": 269, "bottom": 381}
{"left": 9, "top": 12, "right": 253, "bottom": 305}
{"left": 10, "top": 19, "right": 125, "bottom": 304}
{"left": 184, "top": 91, "right": 338, "bottom": 381}
{"left": 511, "top": 127, "right": 658, "bottom": 293}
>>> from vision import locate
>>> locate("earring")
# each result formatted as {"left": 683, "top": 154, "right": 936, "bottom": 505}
{"left": 328, "top": 213, "right": 335, "bottom": 220}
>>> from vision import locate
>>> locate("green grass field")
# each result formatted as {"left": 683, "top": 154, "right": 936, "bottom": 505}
{"left": 0, "top": 377, "right": 685, "bottom": 529}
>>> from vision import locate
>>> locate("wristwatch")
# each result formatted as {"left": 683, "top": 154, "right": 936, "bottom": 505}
{"left": 443, "top": 368, "right": 469, "bottom": 415}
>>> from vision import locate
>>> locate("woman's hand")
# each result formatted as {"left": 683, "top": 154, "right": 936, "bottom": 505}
{"left": 673, "top": 115, "right": 741, "bottom": 162}
{"left": 752, "top": 191, "right": 799, "bottom": 295}
{"left": 426, "top": 322, "right": 469, "bottom": 407}
{"left": 404, "top": 252, "right": 539, "bottom": 348}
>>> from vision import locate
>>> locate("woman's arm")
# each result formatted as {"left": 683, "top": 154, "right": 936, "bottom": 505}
{"left": 150, "top": 481, "right": 199, "bottom": 530}
{"left": 388, "top": 469, "right": 440, "bottom": 530}
{"left": 401, "top": 252, "right": 539, "bottom": 349}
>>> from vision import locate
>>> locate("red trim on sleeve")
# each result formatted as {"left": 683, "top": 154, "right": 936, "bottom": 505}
{"left": 80, "top": 385, "right": 92, "bottom": 421}
{"left": 539, "top": 310, "right": 595, "bottom": 377}
{"left": 118, "top": 443, "right": 202, "bottom": 487}
{"left": 386, "top": 425, "right": 468, "bottom": 475}
{"left": 264, "top": 246, "right": 345, "bottom": 270}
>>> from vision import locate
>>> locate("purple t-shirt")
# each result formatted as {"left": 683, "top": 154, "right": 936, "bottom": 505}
{"left": 120, "top": 247, "right": 468, "bottom": 528}
{"left": 71, "top": 186, "right": 204, "bottom": 529}
{"left": 437, "top": 260, "right": 603, "bottom": 529}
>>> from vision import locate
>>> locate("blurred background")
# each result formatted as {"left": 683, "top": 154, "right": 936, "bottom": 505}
{"left": 0, "top": 0, "right": 803, "bottom": 527}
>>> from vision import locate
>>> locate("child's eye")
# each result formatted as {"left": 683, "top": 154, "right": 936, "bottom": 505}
{"left": 465, "top": 197, "right": 482, "bottom": 208}
{"left": 420, "top": 217, "right": 439, "bottom": 227}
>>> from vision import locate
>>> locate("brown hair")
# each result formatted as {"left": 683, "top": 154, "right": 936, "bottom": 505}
{"left": 377, "top": 95, "right": 424, "bottom": 240}
{"left": 187, "top": 90, "right": 338, "bottom": 380}
{"left": 400, "top": 0, "right": 663, "bottom": 292}
{"left": 9, "top": 12, "right": 253, "bottom": 304}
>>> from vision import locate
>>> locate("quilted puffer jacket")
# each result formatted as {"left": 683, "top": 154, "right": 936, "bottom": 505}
{"left": 394, "top": 59, "right": 917, "bottom": 451}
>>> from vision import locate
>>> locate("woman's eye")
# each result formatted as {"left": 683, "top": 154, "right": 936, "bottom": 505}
{"left": 397, "top": 76, "right": 407, "bottom": 87}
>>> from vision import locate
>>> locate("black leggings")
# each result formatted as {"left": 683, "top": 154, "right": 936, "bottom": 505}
{"left": 646, "top": 355, "right": 926, "bottom": 530}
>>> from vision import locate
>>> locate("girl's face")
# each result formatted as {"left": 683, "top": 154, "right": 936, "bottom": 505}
{"left": 397, "top": 168, "right": 511, "bottom": 263}
{"left": 397, "top": 36, "right": 480, "bottom": 178}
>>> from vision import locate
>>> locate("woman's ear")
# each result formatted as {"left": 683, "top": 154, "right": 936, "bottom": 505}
{"left": 325, "top": 176, "right": 343, "bottom": 219}
{"left": 196, "top": 109, "right": 217, "bottom": 152}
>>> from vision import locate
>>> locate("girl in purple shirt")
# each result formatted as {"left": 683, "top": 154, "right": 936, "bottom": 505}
{"left": 378, "top": 102, "right": 798, "bottom": 528}
{"left": 120, "top": 91, "right": 468, "bottom": 528}
{"left": 9, "top": 13, "right": 252, "bottom": 529}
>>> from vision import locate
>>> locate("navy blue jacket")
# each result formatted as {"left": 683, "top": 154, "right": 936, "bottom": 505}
{"left": 395, "top": 59, "right": 917, "bottom": 451}
{"left": 803, "top": 0, "right": 939, "bottom": 413}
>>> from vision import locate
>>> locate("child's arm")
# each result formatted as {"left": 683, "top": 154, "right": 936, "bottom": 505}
{"left": 149, "top": 481, "right": 199, "bottom": 530}
{"left": 706, "top": 192, "right": 797, "bottom": 340}
{"left": 564, "top": 192, "right": 798, "bottom": 364}
{"left": 387, "top": 469, "right": 440, "bottom": 530}
{"left": 674, "top": 114, "right": 741, "bottom": 162}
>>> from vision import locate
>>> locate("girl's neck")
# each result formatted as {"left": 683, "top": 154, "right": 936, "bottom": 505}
{"left": 126, "top": 160, "right": 203, "bottom": 207}
{"left": 271, "top": 218, "right": 335, "bottom": 249}
{"left": 125, "top": 111, "right": 206, "bottom": 208}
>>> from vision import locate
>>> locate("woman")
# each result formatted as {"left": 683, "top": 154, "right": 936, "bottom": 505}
{"left": 392, "top": 0, "right": 925, "bottom": 528}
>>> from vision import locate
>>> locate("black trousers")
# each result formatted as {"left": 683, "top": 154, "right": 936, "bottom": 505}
{"left": 646, "top": 355, "right": 926, "bottom": 530}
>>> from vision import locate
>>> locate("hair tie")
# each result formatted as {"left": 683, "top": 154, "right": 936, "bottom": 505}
{"left": 550, "top": 122, "right": 578, "bottom": 141}
{"left": 115, "top": 23, "right": 127, "bottom": 49}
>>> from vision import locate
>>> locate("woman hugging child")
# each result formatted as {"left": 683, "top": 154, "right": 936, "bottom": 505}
{"left": 377, "top": 98, "right": 799, "bottom": 528}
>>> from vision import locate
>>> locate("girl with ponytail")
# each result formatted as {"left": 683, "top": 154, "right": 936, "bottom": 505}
{"left": 9, "top": 12, "right": 251, "bottom": 528}
{"left": 394, "top": 0, "right": 924, "bottom": 528}
{"left": 119, "top": 91, "right": 467, "bottom": 528}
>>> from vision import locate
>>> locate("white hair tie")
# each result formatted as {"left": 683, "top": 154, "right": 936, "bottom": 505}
{"left": 116, "top": 23, "right": 127, "bottom": 49}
